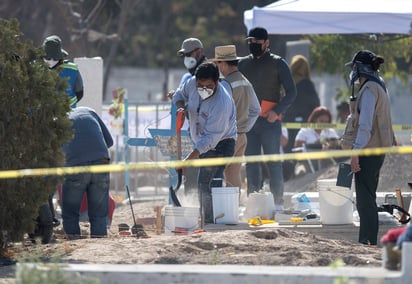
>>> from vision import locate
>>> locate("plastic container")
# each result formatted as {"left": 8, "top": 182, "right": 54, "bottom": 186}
{"left": 317, "top": 179, "right": 354, "bottom": 225}
{"left": 291, "top": 192, "right": 312, "bottom": 211}
{"left": 212, "top": 187, "right": 239, "bottom": 224}
{"left": 382, "top": 243, "right": 401, "bottom": 270}
{"left": 244, "top": 191, "right": 275, "bottom": 220}
{"left": 164, "top": 206, "right": 200, "bottom": 235}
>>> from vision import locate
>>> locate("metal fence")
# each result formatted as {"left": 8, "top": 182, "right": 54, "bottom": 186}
{"left": 103, "top": 102, "right": 173, "bottom": 197}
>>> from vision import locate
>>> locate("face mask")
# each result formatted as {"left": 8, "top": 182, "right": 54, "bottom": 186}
{"left": 44, "top": 58, "right": 59, "bottom": 68}
{"left": 184, "top": 56, "right": 197, "bottom": 69}
{"left": 249, "top": 42, "right": 264, "bottom": 57}
{"left": 197, "top": 87, "right": 214, "bottom": 100}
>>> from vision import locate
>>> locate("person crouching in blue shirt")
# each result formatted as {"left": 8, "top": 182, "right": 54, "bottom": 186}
{"left": 172, "top": 62, "right": 237, "bottom": 224}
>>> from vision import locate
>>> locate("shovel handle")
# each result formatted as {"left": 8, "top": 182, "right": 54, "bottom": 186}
{"left": 176, "top": 109, "right": 185, "bottom": 159}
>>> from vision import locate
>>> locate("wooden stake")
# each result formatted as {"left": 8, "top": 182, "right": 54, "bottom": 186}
{"left": 155, "top": 206, "right": 162, "bottom": 235}
{"left": 395, "top": 188, "right": 408, "bottom": 223}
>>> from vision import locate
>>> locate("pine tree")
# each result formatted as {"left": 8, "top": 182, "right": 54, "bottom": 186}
{"left": 0, "top": 19, "right": 73, "bottom": 245}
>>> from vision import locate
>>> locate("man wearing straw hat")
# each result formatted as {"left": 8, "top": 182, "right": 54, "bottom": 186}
{"left": 210, "top": 45, "right": 260, "bottom": 195}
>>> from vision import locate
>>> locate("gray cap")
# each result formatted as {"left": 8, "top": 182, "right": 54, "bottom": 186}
{"left": 43, "top": 35, "right": 68, "bottom": 60}
{"left": 177, "top": 38, "right": 203, "bottom": 56}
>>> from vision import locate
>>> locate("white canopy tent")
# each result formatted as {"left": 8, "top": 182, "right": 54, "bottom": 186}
{"left": 244, "top": 0, "right": 412, "bottom": 34}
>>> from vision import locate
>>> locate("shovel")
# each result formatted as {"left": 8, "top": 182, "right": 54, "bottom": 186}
{"left": 169, "top": 108, "right": 185, "bottom": 207}
{"left": 125, "top": 185, "right": 148, "bottom": 238}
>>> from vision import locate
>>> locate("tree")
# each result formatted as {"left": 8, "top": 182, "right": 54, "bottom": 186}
{"left": 307, "top": 34, "right": 412, "bottom": 100}
{"left": 0, "top": 19, "right": 72, "bottom": 246}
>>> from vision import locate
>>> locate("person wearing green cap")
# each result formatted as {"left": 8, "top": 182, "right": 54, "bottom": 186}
{"left": 42, "top": 35, "right": 84, "bottom": 228}
{"left": 43, "top": 35, "right": 84, "bottom": 109}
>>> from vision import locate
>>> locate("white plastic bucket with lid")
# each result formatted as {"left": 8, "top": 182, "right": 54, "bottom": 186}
{"left": 212, "top": 187, "right": 239, "bottom": 224}
{"left": 318, "top": 179, "right": 354, "bottom": 225}
{"left": 244, "top": 191, "right": 275, "bottom": 220}
{"left": 164, "top": 206, "right": 200, "bottom": 235}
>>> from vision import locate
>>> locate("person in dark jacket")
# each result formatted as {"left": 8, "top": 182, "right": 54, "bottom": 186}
{"left": 62, "top": 107, "right": 113, "bottom": 239}
{"left": 238, "top": 27, "right": 296, "bottom": 211}
{"left": 283, "top": 54, "right": 320, "bottom": 154}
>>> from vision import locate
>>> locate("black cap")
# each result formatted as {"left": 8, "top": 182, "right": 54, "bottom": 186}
{"left": 345, "top": 50, "right": 376, "bottom": 67}
{"left": 246, "top": 27, "right": 268, "bottom": 40}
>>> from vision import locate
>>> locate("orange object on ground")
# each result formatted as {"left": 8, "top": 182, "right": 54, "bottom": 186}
{"left": 192, "top": 229, "right": 206, "bottom": 234}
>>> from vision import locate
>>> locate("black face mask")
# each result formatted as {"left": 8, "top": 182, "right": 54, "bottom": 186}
{"left": 249, "top": 43, "right": 264, "bottom": 57}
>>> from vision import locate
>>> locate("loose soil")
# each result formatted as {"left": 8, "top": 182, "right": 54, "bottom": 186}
{"left": 1, "top": 153, "right": 411, "bottom": 282}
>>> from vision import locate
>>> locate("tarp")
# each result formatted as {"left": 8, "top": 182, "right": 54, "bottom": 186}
{"left": 244, "top": 0, "right": 412, "bottom": 34}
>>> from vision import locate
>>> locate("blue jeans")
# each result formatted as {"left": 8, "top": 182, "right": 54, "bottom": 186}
{"left": 62, "top": 159, "right": 110, "bottom": 238}
{"left": 198, "top": 138, "right": 235, "bottom": 223}
{"left": 245, "top": 118, "right": 284, "bottom": 204}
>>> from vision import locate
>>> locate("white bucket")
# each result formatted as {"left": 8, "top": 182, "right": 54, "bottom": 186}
{"left": 318, "top": 179, "right": 354, "bottom": 225}
{"left": 212, "top": 187, "right": 239, "bottom": 224}
{"left": 164, "top": 206, "right": 200, "bottom": 235}
{"left": 244, "top": 191, "right": 275, "bottom": 220}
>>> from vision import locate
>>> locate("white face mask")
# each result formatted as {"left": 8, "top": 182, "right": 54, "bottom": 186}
{"left": 184, "top": 56, "right": 197, "bottom": 69}
{"left": 44, "top": 58, "right": 59, "bottom": 68}
{"left": 197, "top": 87, "right": 214, "bottom": 100}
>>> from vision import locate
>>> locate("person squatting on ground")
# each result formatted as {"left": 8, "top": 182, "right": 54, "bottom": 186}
{"left": 62, "top": 107, "right": 113, "bottom": 239}
{"left": 294, "top": 106, "right": 340, "bottom": 149}
{"left": 172, "top": 62, "right": 237, "bottom": 224}
{"left": 294, "top": 106, "right": 340, "bottom": 172}
{"left": 210, "top": 45, "right": 260, "bottom": 191}
{"left": 344, "top": 50, "right": 395, "bottom": 245}
{"left": 43, "top": 34, "right": 85, "bottom": 227}
{"left": 238, "top": 27, "right": 296, "bottom": 210}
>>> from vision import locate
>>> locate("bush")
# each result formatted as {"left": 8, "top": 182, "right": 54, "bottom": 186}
{"left": 0, "top": 19, "right": 73, "bottom": 245}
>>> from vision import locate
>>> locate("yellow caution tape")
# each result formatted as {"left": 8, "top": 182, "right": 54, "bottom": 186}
{"left": 1, "top": 145, "right": 412, "bottom": 179}
{"left": 283, "top": 122, "right": 345, "bottom": 130}
{"left": 283, "top": 122, "right": 412, "bottom": 131}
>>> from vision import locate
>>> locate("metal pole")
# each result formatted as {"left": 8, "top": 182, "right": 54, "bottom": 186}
{"left": 124, "top": 90, "right": 130, "bottom": 199}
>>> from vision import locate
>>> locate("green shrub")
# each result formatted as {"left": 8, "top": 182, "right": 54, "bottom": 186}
{"left": 0, "top": 19, "right": 73, "bottom": 245}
